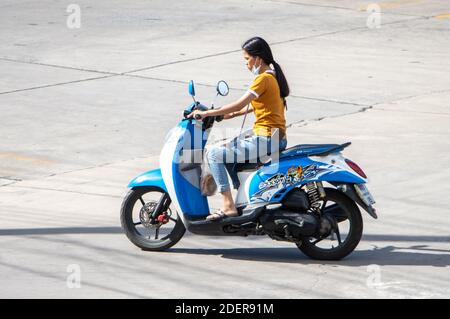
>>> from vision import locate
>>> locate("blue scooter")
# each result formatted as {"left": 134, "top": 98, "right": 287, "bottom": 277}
{"left": 120, "top": 80, "right": 377, "bottom": 260}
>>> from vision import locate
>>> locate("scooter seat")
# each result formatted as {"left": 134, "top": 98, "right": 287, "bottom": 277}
{"left": 232, "top": 143, "right": 350, "bottom": 172}
{"left": 234, "top": 157, "right": 267, "bottom": 172}
{"left": 279, "top": 142, "right": 351, "bottom": 159}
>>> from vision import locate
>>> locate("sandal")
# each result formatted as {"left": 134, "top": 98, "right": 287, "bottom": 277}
{"left": 206, "top": 209, "right": 238, "bottom": 221}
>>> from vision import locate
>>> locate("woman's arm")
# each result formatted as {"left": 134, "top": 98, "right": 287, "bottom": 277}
{"left": 187, "top": 91, "right": 255, "bottom": 119}
{"left": 224, "top": 104, "right": 254, "bottom": 119}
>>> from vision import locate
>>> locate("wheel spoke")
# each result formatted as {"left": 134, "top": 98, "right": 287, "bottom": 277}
{"left": 139, "top": 196, "right": 145, "bottom": 206}
{"left": 312, "top": 237, "right": 324, "bottom": 245}
{"left": 158, "top": 193, "right": 166, "bottom": 207}
{"left": 320, "top": 200, "right": 328, "bottom": 211}
{"left": 169, "top": 217, "right": 177, "bottom": 222}
{"left": 155, "top": 227, "right": 160, "bottom": 240}
{"left": 335, "top": 225, "right": 342, "bottom": 245}
{"left": 134, "top": 221, "right": 142, "bottom": 226}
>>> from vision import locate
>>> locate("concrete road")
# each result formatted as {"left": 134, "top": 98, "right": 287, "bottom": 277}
{"left": 0, "top": 0, "right": 449, "bottom": 298}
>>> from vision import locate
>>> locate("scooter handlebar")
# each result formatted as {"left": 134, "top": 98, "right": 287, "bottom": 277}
{"left": 183, "top": 108, "right": 222, "bottom": 122}
{"left": 193, "top": 113, "right": 222, "bottom": 122}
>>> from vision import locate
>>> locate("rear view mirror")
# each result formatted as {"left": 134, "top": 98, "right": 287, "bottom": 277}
{"left": 188, "top": 80, "right": 195, "bottom": 97}
{"left": 216, "top": 80, "right": 229, "bottom": 96}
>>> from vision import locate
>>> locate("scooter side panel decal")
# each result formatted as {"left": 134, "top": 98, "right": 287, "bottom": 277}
{"left": 248, "top": 155, "right": 366, "bottom": 203}
{"left": 127, "top": 168, "right": 167, "bottom": 191}
{"left": 248, "top": 156, "right": 313, "bottom": 202}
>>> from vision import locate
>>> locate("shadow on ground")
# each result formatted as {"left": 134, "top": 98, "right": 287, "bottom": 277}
{"left": 168, "top": 245, "right": 450, "bottom": 267}
{"left": 1, "top": 226, "right": 449, "bottom": 267}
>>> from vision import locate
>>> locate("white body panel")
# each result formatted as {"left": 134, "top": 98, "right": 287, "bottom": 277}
{"left": 159, "top": 126, "right": 188, "bottom": 225}
{"left": 310, "top": 154, "right": 368, "bottom": 183}
{"left": 235, "top": 170, "right": 258, "bottom": 207}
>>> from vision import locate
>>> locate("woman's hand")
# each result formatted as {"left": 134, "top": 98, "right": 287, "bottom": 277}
{"left": 187, "top": 110, "right": 208, "bottom": 120}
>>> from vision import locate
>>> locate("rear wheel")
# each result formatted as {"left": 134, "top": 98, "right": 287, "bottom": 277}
{"left": 120, "top": 186, "right": 185, "bottom": 251}
{"left": 297, "top": 188, "right": 363, "bottom": 260}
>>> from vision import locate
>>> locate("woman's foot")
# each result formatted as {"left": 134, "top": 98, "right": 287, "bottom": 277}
{"left": 206, "top": 209, "right": 239, "bottom": 221}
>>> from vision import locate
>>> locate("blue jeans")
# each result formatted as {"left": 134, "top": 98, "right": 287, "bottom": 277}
{"left": 207, "top": 136, "right": 288, "bottom": 192}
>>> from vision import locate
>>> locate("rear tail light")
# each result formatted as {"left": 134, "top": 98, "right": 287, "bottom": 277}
{"left": 345, "top": 159, "right": 367, "bottom": 179}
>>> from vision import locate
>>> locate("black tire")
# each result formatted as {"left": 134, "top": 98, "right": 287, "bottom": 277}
{"left": 297, "top": 187, "right": 363, "bottom": 260}
{"left": 120, "top": 186, "right": 185, "bottom": 251}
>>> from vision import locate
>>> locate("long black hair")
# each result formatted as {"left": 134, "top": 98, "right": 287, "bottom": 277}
{"left": 242, "top": 37, "right": 290, "bottom": 99}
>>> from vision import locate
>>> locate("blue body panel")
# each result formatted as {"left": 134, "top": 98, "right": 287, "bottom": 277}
{"left": 128, "top": 168, "right": 167, "bottom": 191}
{"left": 248, "top": 155, "right": 366, "bottom": 203}
{"left": 171, "top": 120, "right": 210, "bottom": 217}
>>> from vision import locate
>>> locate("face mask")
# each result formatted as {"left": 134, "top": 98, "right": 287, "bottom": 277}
{"left": 251, "top": 59, "right": 261, "bottom": 76}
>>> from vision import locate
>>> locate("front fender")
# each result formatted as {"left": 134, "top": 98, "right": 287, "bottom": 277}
{"left": 127, "top": 168, "right": 167, "bottom": 191}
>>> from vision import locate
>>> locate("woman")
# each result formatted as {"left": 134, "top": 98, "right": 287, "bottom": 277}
{"left": 188, "top": 36, "right": 289, "bottom": 221}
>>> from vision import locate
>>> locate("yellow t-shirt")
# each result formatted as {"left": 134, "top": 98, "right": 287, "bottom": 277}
{"left": 248, "top": 70, "right": 286, "bottom": 138}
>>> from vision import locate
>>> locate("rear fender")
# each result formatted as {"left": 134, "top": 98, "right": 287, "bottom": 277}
{"left": 332, "top": 182, "right": 378, "bottom": 219}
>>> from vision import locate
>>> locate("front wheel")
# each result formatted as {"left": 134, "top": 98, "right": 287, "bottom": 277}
{"left": 120, "top": 186, "right": 185, "bottom": 251}
{"left": 297, "top": 188, "right": 363, "bottom": 260}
